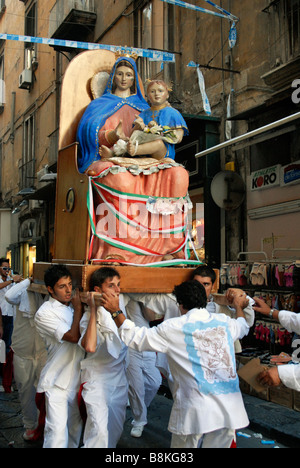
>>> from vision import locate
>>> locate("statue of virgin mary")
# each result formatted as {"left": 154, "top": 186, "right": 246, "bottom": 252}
{"left": 76, "top": 55, "right": 192, "bottom": 265}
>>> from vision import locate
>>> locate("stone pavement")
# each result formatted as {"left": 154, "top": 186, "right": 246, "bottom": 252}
{"left": 243, "top": 393, "right": 300, "bottom": 448}
{"left": 1, "top": 383, "right": 300, "bottom": 448}
{"left": 0, "top": 386, "right": 34, "bottom": 449}
{"left": 0, "top": 383, "right": 173, "bottom": 449}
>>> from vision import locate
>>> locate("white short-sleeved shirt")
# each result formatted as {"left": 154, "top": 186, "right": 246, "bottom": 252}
{"left": 5, "top": 279, "right": 46, "bottom": 359}
{"left": 79, "top": 294, "right": 128, "bottom": 387}
{"left": 34, "top": 296, "right": 84, "bottom": 392}
{"left": 0, "top": 277, "right": 15, "bottom": 317}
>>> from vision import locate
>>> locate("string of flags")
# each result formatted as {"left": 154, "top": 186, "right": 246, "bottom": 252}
{"left": 1, "top": 2, "right": 239, "bottom": 117}
{"left": 187, "top": 63, "right": 212, "bottom": 116}
{"left": 159, "top": 0, "right": 238, "bottom": 23}
{"left": 160, "top": 0, "right": 238, "bottom": 49}
{"left": 0, "top": 33, "right": 176, "bottom": 63}
{"left": 160, "top": 0, "right": 239, "bottom": 44}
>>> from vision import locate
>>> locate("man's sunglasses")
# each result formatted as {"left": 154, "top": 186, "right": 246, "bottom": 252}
{"left": 1, "top": 267, "right": 11, "bottom": 271}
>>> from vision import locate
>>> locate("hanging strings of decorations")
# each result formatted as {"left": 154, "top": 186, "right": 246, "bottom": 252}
{"left": 160, "top": 0, "right": 238, "bottom": 23}
{"left": 160, "top": 0, "right": 239, "bottom": 116}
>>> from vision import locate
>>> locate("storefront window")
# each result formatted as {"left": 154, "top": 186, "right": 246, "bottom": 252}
{"left": 250, "top": 129, "right": 297, "bottom": 173}
{"left": 28, "top": 245, "right": 36, "bottom": 277}
{"left": 189, "top": 192, "right": 205, "bottom": 262}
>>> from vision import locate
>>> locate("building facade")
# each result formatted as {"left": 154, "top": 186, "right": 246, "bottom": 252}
{"left": 0, "top": 0, "right": 299, "bottom": 275}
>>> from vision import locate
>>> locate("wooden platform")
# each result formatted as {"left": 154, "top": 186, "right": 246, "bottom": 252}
{"left": 34, "top": 51, "right": 219, "bottom": 297}
{"left": 32, "top": 262, "right": 219, "bottom": 294}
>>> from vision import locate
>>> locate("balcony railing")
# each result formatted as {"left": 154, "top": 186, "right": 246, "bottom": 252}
{"left": 19, "top": 159, "right": 35, "bottom": 191}
{"left": 49, "top": 0, "right": 96, "bottom": 39}
{"left": 48, "top": 129, "right": 59, "bottom": 167}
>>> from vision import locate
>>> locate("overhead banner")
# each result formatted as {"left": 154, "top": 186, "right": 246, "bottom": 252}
{"left": 0, "top": 33, "right": 175, "bottom": 63}
{"left": 159, "top": 0, "right": 239, "bottom": 22}
{"left": 229, "top": 22, "right": 237, "bottom": 48}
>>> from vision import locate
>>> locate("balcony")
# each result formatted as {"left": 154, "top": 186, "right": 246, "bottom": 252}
{"left": 0, "top": 0, "right": 6, "bottom": 19}
{"left": 49, "top": 0, "right": 96, "bottom": 47}
{"left": 261, "top": 55, "right": 300, "bottom": 99}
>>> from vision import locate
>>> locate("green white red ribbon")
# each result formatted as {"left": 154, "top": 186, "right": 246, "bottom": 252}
{"left": 87, "top": 176, "right": 201, "bottom": 265}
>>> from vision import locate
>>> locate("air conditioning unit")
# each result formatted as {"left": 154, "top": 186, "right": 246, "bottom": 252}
{"left": 19, "top": 69, "right": 32, "bottom": 90}
{"left": 37, "top": 166, "right": 49, "bottom": 183}
{"left": 29, "top": 200, "right": 40, "bottom": 211}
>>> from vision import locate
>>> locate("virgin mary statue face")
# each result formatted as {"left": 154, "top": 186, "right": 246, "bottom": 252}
{"left": 113, "top": 65, "right": 135, "bottom": 95}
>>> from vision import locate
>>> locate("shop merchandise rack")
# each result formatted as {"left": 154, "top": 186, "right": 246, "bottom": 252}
{"left": 227, "top": 250, "right": 300, "bottom": 410}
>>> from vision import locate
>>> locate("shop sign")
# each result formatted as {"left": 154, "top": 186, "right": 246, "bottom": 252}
{"left": 281, "top": 159, "right": 300, "bottom": 187}
{"left": 251, "top": 165, "right": 280, "bottom": 191}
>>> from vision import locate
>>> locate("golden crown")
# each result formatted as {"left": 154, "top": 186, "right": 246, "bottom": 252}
{"left": 145, "top": 78, "right": 173, "bottom": 92}
{"left": 115, "top": 47, "right": 139, "bottom": 62}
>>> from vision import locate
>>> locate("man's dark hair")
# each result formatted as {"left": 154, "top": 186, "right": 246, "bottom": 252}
{"left": 89, "top": 267, "right": 120, "bottom": 291}
{"left": 191, "top": 265, "right": 216, "bottom": 284}
{"left": 44, "top": 264, "right": 72, "bottom": 289}
{"left": 173, "top": 280, "right": 207, "bottom": 311}
{"left": 0, "top": 258, "right": 9, "bottom": 267}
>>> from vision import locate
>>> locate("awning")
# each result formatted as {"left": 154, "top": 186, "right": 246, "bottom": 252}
{"left": 195, "top": 111, "right": 300, "bottom": 158}
{"left": 26, "top": 183, "right": 56, "bottom": 201}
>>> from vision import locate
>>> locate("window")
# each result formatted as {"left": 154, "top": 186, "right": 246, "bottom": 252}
{"left": 24, "top": 2, "right": 37, "bottom": 70}
{"left": 134, "top": 1, "right": 154, "bottom": 81}
{"left": 20, "top": 114, "right": 35, "bottom": 189}
{"left": 286, "top": 0, "right": 300, "bottom": 57}
{"left": 189, "top": 193, "right": 205, "bottom": 262}
{"left": 268, "top": 0, "right": 300, "bottom": 64}
{"left": 0, "top": 140, "right": 2, "bottom": 196}
{"left": 0, "top": 53, "right": 4, "bottom": 107}
{"left": 250, "top": 127, "right": 299, "bottom": 173}
{"left": 134, "top": 0, "right": 172, "bottom": 82}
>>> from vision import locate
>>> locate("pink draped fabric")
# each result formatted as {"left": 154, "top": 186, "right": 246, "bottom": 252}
{"left": 86, "top": 106, "right": 190, "bottom": 264}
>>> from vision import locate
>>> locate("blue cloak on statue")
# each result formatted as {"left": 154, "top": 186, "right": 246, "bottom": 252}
{"left": 138, "top": 106, "right": 189, "bottom": 160}
{"left": 76, "top": 57, "right": 149, "bottom": 173}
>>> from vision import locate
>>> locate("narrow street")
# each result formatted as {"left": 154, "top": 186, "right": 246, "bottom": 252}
{"left": 0, "top": 0, "right": 299, "bottom": 456}
{"left": 0, "top": 384, "right": 292, "bottom": 450}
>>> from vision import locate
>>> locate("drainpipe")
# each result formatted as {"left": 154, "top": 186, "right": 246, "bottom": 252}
{"left": 9, "top": 91, "right": 16, "bottom": 143}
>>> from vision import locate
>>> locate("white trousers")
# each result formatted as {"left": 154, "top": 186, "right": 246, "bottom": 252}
{"left": 126, "top": 349, "right": 162, "bottom": 427}
{"left": 44, "top": 386, "right": 83, "bottom": 448}
{"left": 13, "top": 353, "right": 46, "bottom": 430}
{"left": 171, "top": 428, "right": 236, "bottom": 449}
{"left": 81, "top": 379, "right": 128, "bottom": 448}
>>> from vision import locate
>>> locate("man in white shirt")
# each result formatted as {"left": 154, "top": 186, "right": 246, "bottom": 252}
{"left": 191, "top": 266, "right": 255, "bottom": 332}
{"left": 129, "top": 265, "right": 254, "bottom": 392}
{"left": 79, "top": 267, "right": 129, "bottom": 448}
{"left": 125, "top": 300, "right": 162, "bottom": 438}
{"left": 0, "top": 258, "right": 22, "bottom": 353}
{"left": 101, "top": 279, "right": 251, "bottom": 448}
{"left": 0, "top": 258, "right": 22, "bottom": 393}
{"left": 5, "top": 278, "right": 47, "bottom": 442}
{"left": 254, "top": 297, "right": 300, "bottom": 391}
{"left": 34, "top": 264, "right": 85, "bottom": 448}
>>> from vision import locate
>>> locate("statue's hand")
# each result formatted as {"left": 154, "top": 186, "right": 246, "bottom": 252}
{"left": 115, "top": 120, "right": 128, "bottom": 141}
{"left": 133, "top": 115, "right": 145, "bottom": 131}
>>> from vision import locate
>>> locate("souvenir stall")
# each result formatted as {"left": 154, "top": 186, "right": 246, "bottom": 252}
{"left": 220, "top": 251, "right": 300, "bottom": 409}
